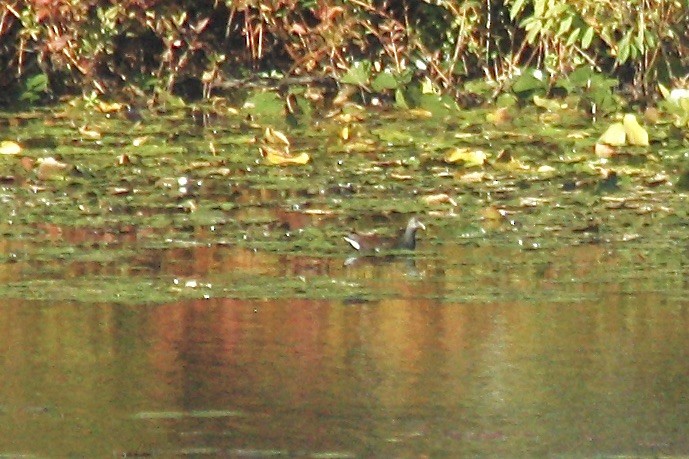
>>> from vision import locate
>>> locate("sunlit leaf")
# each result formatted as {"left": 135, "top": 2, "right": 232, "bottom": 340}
{"left": 421, "top": 77, "right": 437, "bottom": 94}
{"left": 264, "top": 127, "right": 290, "bottom": 146}
{"left": 406, "top": 108, "right": 433, "bottom": 119}
{"left": 0, "top": 140, "right": 21, "bottom": 155}
{"left": 390, "top": 172, "right": 413, "bottom": 180}
{"left": 97, "top": 101, "right": 123, "bottom": 113}
{"left": 445, "top": 147, "right": 488, "bottom": 167}
{"left": 481, "top": 205, "right": 508, "bottom": 220}
{"left": 509, "top": 0, "right": 526, "bottom": 19}
{"left": 598, "top": 122, "right": 626, "bottom": 146}
{"left": 623, "top": 114, "right": 649, "bottom": 146}
{"left": 566, "top": 28, "right": 580, "bottom": 47}
{"left": 618, "top": 33, "right": 631, "bottom": 63}
{"left": 132, "top": 136, "right": 149, "bottom": 146}
{"left": 487, "top": 107, "right": 512, "bottom": 125}
{"left": 557, "top": 15, "right": 573, "bottom": 37}
{"left": 116, "top": 154, "right": 131, "bottom": 166}
{"left": 395, "top": 88, "right": 409, "bottom": 109}
{"left": 78, "top": 125, "right": 102, "bottom": 139}
{"left": 332, "top": 85, "right": 359, "bottom": 106}
{"left": 581, "top": 26, "right": 594, "bottom": 49}
{"left": 459, "top": 171, "right": 488, "bottom": 183}
{"left": 36, "top": 157, "right": 70, "bottom": 180}
{"left": 422, "top": 193, "right": 457, "bottom": 207}
{"left": 343, "top": 138, "right": 377, "bottom": 153}
{"left": 533, "top": 95, "right": 563, "bottom": 111}
{"left": 594, "top": 142, "right": 617, "bottom": 158}
{"left": 539, "top": 112, "right": 561, "bottom": 123}
{"left": 259, "top": 146, "right": 310, "bottom": 166}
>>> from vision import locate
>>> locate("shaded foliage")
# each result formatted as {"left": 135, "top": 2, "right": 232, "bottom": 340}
{"left": 1, "top": 0, "right": 689, "bottom": 104}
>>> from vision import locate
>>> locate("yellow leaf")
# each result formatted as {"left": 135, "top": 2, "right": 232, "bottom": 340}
{"left": 260, "top": 146, "right": 310, "bottom": 166}
{"left": 486, "top": 107, "right": 511, "bottom": 125}
{"left": 533, "top": 95, "right": 564, "bottom": 111}
{"left": 97, "top": 101, "right": 123, "bottom": 113}
{"left": 341, "top": 126, "right": 350, "bottom": 141}
{"left": 537, "top": 165, "right": 556, "bottom": 173}
{"left": 132, "top": 136, "right": 149, "bottom": 146}
{"left": 598, "top": 122, "right": 626, "bottom": 146}
{"left": 459, "top": 171, "right": 487, "bottom": 183}
{"left": 445, "top": 147, "right": 488, "bottom": 167}
{"left": 595, "top": 142, "right": 617, "bottom": 158}
{"left": 78, "top": 125, "right": 102, "bottom": 140}
{"left": 36, "top": 157, "right": 69, "bottom": 180}
{"left": 0, "top": 140, "right": 21, "bottom": 155}
{"left": 264, "top": 127, "right": 290, "bottom": 146}
{"left": 390, "top": 172, "right": 413, "bottom": 180}
{"left": 422, "top": 193, "right": 457, "bottom": 207}
{"left": 407, "top": 108, "right": 433, "bottom": 119}
{"left": 539, "top": 112, "right": 561, "bottom": 124}
{"left": 623, "top": 114, "right": 649, "bottom": 146}
{"left": 481, "top": 205, "right": 507, "bottom": 220}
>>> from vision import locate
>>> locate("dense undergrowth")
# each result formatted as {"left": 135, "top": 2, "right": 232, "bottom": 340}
{"left": 1, "top": 0, "right": 688, "bottom": 107}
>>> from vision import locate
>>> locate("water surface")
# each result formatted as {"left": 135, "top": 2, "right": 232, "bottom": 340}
{"left": 0, "top": 102, "right": 688, "bottom": 456}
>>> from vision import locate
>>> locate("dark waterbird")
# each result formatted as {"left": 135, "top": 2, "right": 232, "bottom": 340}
{"left": 344, "top": 217, "right": 426, "bottom": 253}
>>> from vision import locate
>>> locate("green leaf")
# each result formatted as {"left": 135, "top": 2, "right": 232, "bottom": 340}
{"left": 25, "top": 73, "right": 48, "bottom": 92}
{"left": 242, "top": 91, "right": 284, "bottom": 121}
{"left": 581, "top": 26, "right": 594, "bottom": 49}
{"left": 526, "top": 25, "right": 541, "bottom": 44}
{"left": 341, "top": 61, "right": 371, "bottom": 86}
{"left": 568, "top": 66, "right": 593, "bottom": 87}
{"left": 372, "top": 71, "right": 399, "bottom": 92}
{"left": 623, "top": 114, "right": 649, "bottom": 146}
{"left": 511, "top": 69, "right": 546, "bottom": 94}
{"left": 566, "top": 28, "right": 581, "bottom": 46}
{"left": 419, "top": 93, "right": 457, "bottom": 117}
{"left": 635, "top": 28, "right": 645, "bottom": 52}
{"left": 509, "top": 0, "right": 526, "bottom": 19}
{"left": 395, "top": 88, "right": 409, "bottom": 109}
{"left": 534, "top": 95, "right": 562, "bottom": 111}
{"left": 599, "top": 122, "right": 626, "bottom": 146}
{"left": 20, "top": 73, "right": 49, "bottom": 102}
{"left": 557, "top": 15, "right": 573, "bottom": 37}
{"left": 618, "top": 33, "right": 631, "bottom": 63}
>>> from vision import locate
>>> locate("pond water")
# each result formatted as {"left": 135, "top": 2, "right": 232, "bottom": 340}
{"left": 1, "top": 99, "right": 689, "bottom": 456}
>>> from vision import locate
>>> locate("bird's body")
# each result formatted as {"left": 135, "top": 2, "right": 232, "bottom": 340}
{"left": 344, "top": 217, "right": 425, "bottom": 253}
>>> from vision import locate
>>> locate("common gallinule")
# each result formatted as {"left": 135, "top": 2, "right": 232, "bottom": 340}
{"left": 344, "top": 217, "right": 426, "bottom": 253}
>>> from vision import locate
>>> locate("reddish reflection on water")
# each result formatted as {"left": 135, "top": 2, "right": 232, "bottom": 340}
{"left": 1, "top": 243, "right": 689, "bottom": 456}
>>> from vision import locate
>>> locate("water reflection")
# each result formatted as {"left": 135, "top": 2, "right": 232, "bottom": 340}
{"left": 1, "top": 242, "right": 689, "bottom": 456}
{"left": 0, "top": 281, "right": 688, "bottom": 456}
